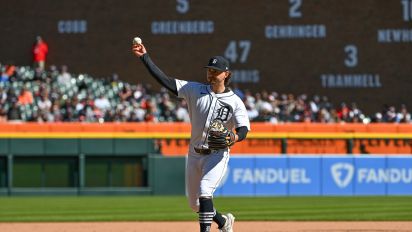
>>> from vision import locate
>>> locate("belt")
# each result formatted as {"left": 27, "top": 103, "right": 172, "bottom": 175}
{"left": 194, "top": 147, "right": 211, "bottom": 155}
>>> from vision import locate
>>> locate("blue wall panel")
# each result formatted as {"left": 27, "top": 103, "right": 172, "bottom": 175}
{"left": 254, "top": 157, "right": 288, "bottom": 196}
{"left": 219, "top": 157, "right": 254, "bottom": 196}
{"left": 386, "top": 157, "right": 412, "bottom": 195}
{"left": 288, "top": 157, "right": 321, "bottom": 196}
{"left": 322, "top": 157, "right": 354, "bottom": 196}
{"left": 354, "top": 157, "right": 386, "bottom": 195}
{"left": 217, "top": 156, "right": 412, "bottom": 196}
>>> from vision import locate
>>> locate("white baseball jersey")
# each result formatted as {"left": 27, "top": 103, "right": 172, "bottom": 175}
{"left": 176, "top": 79, "right": 250, "bottom": 151}
{"left": 176, "top": 79, "right": 250, "bottom": 212}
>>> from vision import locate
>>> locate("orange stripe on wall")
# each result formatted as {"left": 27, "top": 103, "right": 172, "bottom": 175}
{"left": 0, "top": 123, "right": 410, "bottom": 155}
{"left": 1, "top": 122, "right": 411, "bottom": 133}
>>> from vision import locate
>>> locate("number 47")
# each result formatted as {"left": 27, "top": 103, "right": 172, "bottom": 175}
{"left": 224, "top": 40, "right": 251, "bottom": 63}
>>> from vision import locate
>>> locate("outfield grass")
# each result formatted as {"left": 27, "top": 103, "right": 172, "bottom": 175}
{"left": 0, "top": 196, "right": 411, "bottom": 222}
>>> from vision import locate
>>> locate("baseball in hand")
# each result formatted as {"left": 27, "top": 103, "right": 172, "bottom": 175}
{"left": 133, "top": 37, "right": 142, "bottom": 45}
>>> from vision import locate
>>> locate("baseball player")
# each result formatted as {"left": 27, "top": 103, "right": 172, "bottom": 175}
{"left": 132, "top": 40, "right": 250, "bottom": 232}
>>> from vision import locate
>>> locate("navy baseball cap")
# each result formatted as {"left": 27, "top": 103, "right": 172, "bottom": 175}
{"left": 204, "top": 56, "right": 230, "bottom": 71}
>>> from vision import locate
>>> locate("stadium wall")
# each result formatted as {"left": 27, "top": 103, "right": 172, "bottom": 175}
{"left": 0, "top": 122, "right": 411, "bottom": 155}
{"left": 0, "top": 122, "right": 410, "bottom": 196}
{"left": 215, "top": 156, "right": 412, "bottom": 196}
{"left": 0, "top": 138, "right": 186, "bottom": 196}
{"left": 1, "top": 0, "right": 412, "bottom": 113}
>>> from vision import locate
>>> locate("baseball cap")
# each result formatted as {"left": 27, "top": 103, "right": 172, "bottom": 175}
{"left": 204, "top": 56, "right": 230, "bottom": 71}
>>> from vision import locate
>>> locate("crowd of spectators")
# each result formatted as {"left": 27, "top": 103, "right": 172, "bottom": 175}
{"left": 0, "top": 63, "right": 410, "bottom": 124}
{"left": 239, "top": 90, "right": 411, "bottom": 123}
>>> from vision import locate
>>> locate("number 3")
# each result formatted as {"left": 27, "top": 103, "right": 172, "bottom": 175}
{"left": 344, "top": 45, "right": 358, "bottom": 68}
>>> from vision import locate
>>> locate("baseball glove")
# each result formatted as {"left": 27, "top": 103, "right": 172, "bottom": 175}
{"left": 207, "top": 119, "right": 236, "bottom": 150}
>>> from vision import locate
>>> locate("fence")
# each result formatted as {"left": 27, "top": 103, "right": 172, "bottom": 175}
{"left": 0, "top": 137, "right": 186, "bottom": 196}
{"left": 0, "top": 122, "right": 411, "bottom": 155}
{"left": 215, "top": 155, "right": 412, "bottom": 196}
{"left": 0, "top": 122, "right": 411, "bottom": 196}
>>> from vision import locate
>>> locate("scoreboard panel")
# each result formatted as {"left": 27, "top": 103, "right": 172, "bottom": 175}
{"left": 1, "top": 0, "right": 411, "bottom": 113}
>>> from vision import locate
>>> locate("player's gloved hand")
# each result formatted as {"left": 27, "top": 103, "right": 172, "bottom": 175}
{"left": 207, "top": 119, "right": 236, "bottom": 150}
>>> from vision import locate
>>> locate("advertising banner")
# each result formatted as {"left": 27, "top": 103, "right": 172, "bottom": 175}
{"left": 216, "top": 156, "right": 412, "bottom": 196}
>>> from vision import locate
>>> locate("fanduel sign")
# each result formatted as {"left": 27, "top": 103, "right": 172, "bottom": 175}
{"left": 358, "top": 168, "right": 412, "bottom": 183}
{"left": 215, "top": 156, "right": 412, "bottom": 196}
{"left": 233, "top": 168, "right": 311, "bottom": 184}
{"left": 331, "top": 163, "right": 412, "bottom": 187}
{"left": 331, "top": 162, "right": 354, "bottom": 188}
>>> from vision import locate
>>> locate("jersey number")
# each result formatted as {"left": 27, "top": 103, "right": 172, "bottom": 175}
{"left": 224, "top": 40, "right": 251, "bottom": 63}
{"left": 344, "top": 45, "right": 358, "bottom": 68}
{"left": 289, "top": 0, "right": 302, "bottom": 18}
{"left": 401, "top": 0, "right": 412, "bottom": 21}
{"left": 176, "top": 0, "right": 189, "bottom": 14}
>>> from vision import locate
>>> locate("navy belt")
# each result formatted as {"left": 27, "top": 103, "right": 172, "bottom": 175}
{"left": 194, "top": 147, "right": 211, "bottom": 155}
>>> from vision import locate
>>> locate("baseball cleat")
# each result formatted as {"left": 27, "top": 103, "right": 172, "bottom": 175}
{"left": 220, "top": 213, "right": 235, "bottom": 232}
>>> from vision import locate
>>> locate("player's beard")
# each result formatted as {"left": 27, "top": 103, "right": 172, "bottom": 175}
{"left": 207, "top": 76, "right": 215, "bottom": 84}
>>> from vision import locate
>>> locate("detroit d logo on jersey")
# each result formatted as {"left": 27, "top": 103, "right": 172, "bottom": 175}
{"left": 213, "top": 102, "right": 232, "bottom": 122}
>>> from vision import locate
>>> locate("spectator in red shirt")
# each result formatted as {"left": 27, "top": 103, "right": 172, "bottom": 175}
{"left": 17, "top": 87, "right": 34, "bottom": 105}
{"left": 32, "top": 36, "right": 49, "bottom": 71}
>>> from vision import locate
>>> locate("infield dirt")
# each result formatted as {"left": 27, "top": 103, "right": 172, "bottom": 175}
{"left": 1, "top": 221, "right": 412, "bottom": 232}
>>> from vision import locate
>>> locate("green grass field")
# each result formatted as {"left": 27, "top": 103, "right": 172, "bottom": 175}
{"left": 0, "top": 196, "right": 412, "bottom": 222}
